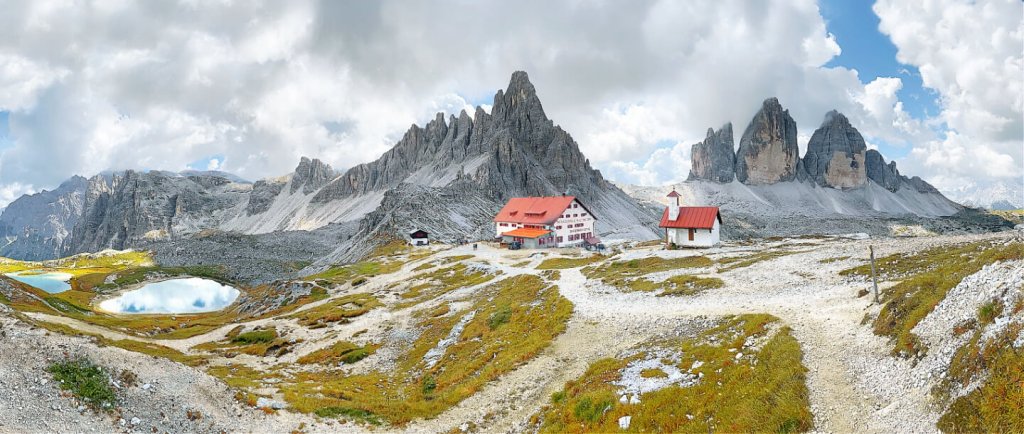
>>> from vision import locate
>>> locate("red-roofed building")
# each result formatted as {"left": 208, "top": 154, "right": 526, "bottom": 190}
{"left": 659, "top": 189, "right": 722, "bottom": 248}
{"left": 494, "top": 195, "right": 597, "bottom": 248}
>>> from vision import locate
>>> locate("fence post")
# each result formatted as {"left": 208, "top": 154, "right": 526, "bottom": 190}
{"left": 869, "top": 245, "right": 880, "bottom": 304}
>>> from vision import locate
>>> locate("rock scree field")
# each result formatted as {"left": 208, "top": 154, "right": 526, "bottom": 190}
{"left": 0, "top": 231, "right": 1020, "bottom": 433}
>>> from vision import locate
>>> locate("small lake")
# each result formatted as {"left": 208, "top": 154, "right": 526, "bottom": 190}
{"left": 5, "top": 271, "right": 73, "bottom": 294}
{"left": 98, "top": 278, "right": 240, "bottom": 314}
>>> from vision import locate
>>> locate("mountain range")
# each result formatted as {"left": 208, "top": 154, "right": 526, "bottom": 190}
{"left": 0, "top": 71, "right": 981, "bottom": 264}
{"left": 0, "top": 72, "right": 659, "bottom": 262}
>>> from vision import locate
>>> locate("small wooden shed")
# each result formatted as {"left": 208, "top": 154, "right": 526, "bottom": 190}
{"left": 409, "top": 230, "right": 429, "bottom": 246}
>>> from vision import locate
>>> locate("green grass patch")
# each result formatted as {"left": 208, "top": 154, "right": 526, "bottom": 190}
{"left": 538, "top": 314, "right": 812, "bottom": 433}
{"left": 48, "top": 359, "right": 117, "bottom": 409}
{"left": 718, "top": 250, "right": 802, "bottom": 272}
{"left": 583, "top": 256, "right": 712, "bottom": 291}
{"left": 314, "top": 407, "right": 382, "bottom": 425}
{"left": 818, "top": 256, "right": 850, "bottom": 264}
{"left": 194, "top": 327, "right": 297, "bottom": 358}
{"left": 298, "top": 341, "right": 378, "bottom": 365}
{"left": 842, "top": 240, "right": 1023, "bottom": 357}
{"left": 395, "top": 263, "right": 499, "bottom": 309}
{"left": 536, "top": 255, "right": 605, "bottom": 270}
{"left": 280, "top": 274, "right": 573, "bottom": 425}
{"left": 935, "top": 293, "right": 1023, "bottom": 433}
{"left": 287, "top": 293, "right": 381, "bottom": 328}
{"left": 232, "top": 329, "right": 277, "bottom": 344}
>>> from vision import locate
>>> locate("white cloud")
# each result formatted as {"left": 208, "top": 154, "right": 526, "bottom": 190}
{"left": 0, "top": 182, "right": 35, "bottom": 210}
{"left": 875, "top": 0, "right": 1023, "bottom": 195}
{"left": 0, "top": 0, "right": 1016, "bottom": 209}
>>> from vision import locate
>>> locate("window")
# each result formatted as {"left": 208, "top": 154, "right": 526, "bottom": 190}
{"left": 557, "top": 236, "right": 563, "bottom": 243}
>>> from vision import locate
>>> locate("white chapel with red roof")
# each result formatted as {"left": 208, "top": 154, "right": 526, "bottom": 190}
{"left": 659, "top": 189, "right": 722, "bottom": 248}
{"left": 493, "top": 195, "right": 597, "bottom": 248}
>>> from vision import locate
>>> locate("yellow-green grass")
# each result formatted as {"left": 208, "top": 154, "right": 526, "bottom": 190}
{"left": 31, "top": 319, "right": 207, "bottom": 366}
{"left": 395, "top": 264, "right": 499, "bottom": 309}
{"left": 538, "top": 314, "right": 812, "bottom": 433}
{"left": 193, "top": 327, "right": 299, "bottom": 357}
{"left": 297, "top": 341, "right": 379, "bottom": 365}
{"left": 608, "top": 274, "right": 724, "bottom": 295}
{"left": 935, "top": 297, "right": 1023, "bottom": 433}
{"left": 44, "top": 250, "right": 153, "bottom": 270}
{"left": 842, "top": 240, "right": 1023, "bottom": 357}
{"left": 0, "top": 257, "right": 38, "bottom": 274}
{"left": 280, "top": 274, "right": 573, "bottom": 425}
{"left": 307, "top": 239, "right": 430, "bottom": 285}
{"left": 818, "top": 256, "right": 851, "bottom": 264}
{"left": 207, "top": 364, "right": 280, "bottom": 389}
{"left": 990, "top": 209, "right": 1024, "bottom": 225}
{"left": 582, "top": 256, "right": 712, "bottom": 290}
{"left": 536, "top": 255, "right": 606, "bottom": 270}
{"left": 241, "top": 284, "right": 330, "bottom": 319}
{"left": 657, "top": 275, "right": 725, "bottom": 296}
{"left": 718, "top": 250, "right": 803, "bottom": 272}
{"left": 442, "top": 255, "right": 475, "bottom": 263}
{"left": 287, "top": 293, "right": 381, "bottom": 328}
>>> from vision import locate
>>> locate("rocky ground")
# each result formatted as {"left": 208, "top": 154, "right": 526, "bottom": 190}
{"left": 0, "top": 229, "right": 1020, "bottom": 433}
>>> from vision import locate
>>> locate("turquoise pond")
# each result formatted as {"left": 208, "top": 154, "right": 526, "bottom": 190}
{"left": 5, "top": 272, "right": 73, "bottom": 294}
{"left": 98, "top": 278, "right": 240, "bottom": 314}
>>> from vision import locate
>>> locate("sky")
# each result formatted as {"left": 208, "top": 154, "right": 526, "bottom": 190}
{"left": 0, "top": 0, "right": 1021, "bottom": 208}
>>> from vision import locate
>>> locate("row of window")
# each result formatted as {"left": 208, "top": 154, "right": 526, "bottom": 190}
{"left": 560, "top": 212, "right": 588, "bottom": 219}
{"left": 567, "top": 232, "right": 592, "bottom": 242}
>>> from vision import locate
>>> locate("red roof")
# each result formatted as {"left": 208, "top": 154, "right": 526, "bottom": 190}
{"left": 666, "top": 190, "right": 681, "bottom": 198}
{"left": 493, "top": 196, "right": 596, "bottom": 224}
{"left": 501, "top": 228, "right": 552, "bottom": 238}
{"left": 659, "top": 207, "right": 721, "bottom": 229}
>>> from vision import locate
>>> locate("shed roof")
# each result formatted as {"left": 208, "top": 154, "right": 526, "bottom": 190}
{"left": 659, "top": 207, "right": 721, "bottom": 229}
{"left": 501, "top": 228, "right": 553, "bottom": 238}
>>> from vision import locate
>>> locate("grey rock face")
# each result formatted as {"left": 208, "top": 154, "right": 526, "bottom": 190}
{"left": 290, "top": 157, "right": 334, "bottom": 195}
{"left": 803, "top": 111, "right": 867, "bottom": 189}
{"left": 865, "top": 150, "right": 904, "bottom": 192}
{"left": 688, "top": 123, "right": 735, "bottom": 183}
{"left": 308, "top": 70, "right": 659, "bottom": 238}
{"left": 907, "top": 176, "right": 941, "bottom": 194}
{"left": 735, "top": 98, "right": 801, "bottom": 185}
{"left": 864, "top": 149, "right": 945, "bottom": 195}
{"left": 246, "top": 179, "right": 285, "bottom": 216}
{"left": 0, "top": 176, "right": 88, "bottom": 260}
{"left": 65, "top": 171, "right": 246, "bottom": 255}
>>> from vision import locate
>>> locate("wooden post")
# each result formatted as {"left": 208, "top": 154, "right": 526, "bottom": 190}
{"left": 869, "top": 245, "right": 880, "bottom": 304}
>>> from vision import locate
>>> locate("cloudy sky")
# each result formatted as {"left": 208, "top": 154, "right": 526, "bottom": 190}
{"left": 0, "top": 0, "right": 1021, "bottom": 207}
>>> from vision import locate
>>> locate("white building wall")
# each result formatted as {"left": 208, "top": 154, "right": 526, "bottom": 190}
{"left": 667, "top": 219, "right": 720, "bottom": 248}
{"left": 494, "top": 199, "right": 596, "bottom": 247}
{"left": 552, "top": 199, "right": 595, "bottom": 247}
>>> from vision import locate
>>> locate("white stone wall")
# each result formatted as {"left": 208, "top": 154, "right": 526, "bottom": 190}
{"left": 667, "top": 219, "right": 720, "bottom": 248}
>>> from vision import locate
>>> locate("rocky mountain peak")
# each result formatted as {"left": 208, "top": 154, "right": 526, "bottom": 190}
{"left": 735, "top": 97, "right": 801, "bottom": 185}
{"left": 688, "top": 123, "right": 736, "bottom": 183}
{"left": 291, "top": 157, "right": 335, "bottom": 195}
{"left": 803, "top": 110, "right": 867, "bottom": 189}
{"left": 491, "top": 71, "right": 552, "bottom": 145}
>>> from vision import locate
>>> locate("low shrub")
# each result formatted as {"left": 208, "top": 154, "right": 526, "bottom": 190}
{"left": 48, "top": 359, "right": 117, "bottom": 409}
